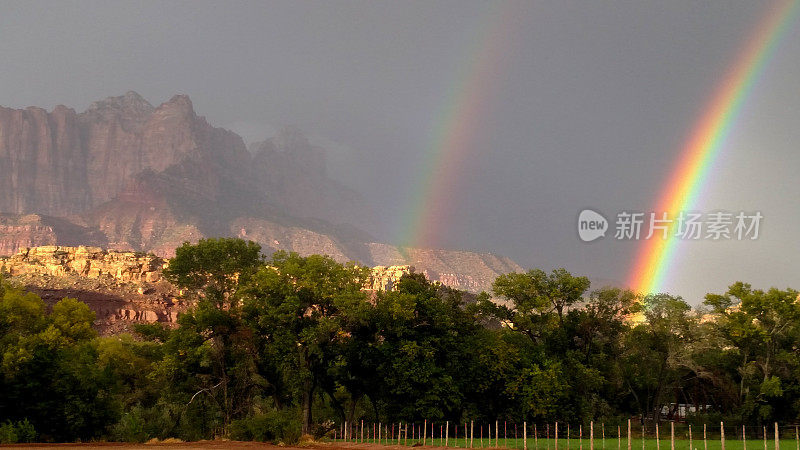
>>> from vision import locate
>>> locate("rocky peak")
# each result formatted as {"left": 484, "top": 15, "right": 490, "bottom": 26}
{"left": 252, "top": 126, "right": 326, "bottom": 176}
{"left": 153, "top": 94, "right": 196, "bottom": 119}
{"left": 83, "top": 91, "right": 154, "bottom": 130}
{"left": 87, "top": 90, "right": 153, "bottom": 111}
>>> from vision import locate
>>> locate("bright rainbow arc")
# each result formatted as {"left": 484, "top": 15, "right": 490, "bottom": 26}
{"left": 628, "top": 0, "right": 799, "bottom": 296}
{"left": 398, "top": 4, "right": 517, "bottom": 249}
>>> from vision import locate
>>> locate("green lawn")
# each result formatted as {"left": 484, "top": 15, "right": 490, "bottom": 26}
{"left": 332, "top": 436, "right": 800, "bottom": 450}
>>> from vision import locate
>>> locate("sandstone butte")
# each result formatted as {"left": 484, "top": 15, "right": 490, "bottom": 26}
{"left": 0, "top": 245, "right": 422, "bottom": 335}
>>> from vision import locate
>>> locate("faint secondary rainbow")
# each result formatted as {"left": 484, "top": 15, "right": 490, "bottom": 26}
{"left": 398, "top": 4, "right": 517, "bottom": 249}
{"left": 629, "top": 0, "right": 799, "bottom": 296}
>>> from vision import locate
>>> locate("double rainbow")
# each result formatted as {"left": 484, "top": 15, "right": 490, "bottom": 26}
{"left": 628, "top": 0, "right": 799, "bottom": 295}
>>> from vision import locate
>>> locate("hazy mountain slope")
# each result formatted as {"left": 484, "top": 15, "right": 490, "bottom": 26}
{"left": 0, "top": 92, "right": 524, "bottom": 292}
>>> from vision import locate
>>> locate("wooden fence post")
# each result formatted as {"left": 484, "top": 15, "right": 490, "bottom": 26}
{"left": 591, "top": 422, "right": 595, "bottom": 450}
{"left": 617, "top": 426, "right": 620, "bottom": 450}
{"left": 775, "top": 423, "right": 779, "bottom": 450}
{"left": 703, "top": 424, "right": 707, "bottom": 450}
{"left": 446, "top": 421, "right": 450, "bottom": 447}
{"left": 743, "top": 425, "right": 746, "bottom": 450}
{"left": 627, "top": 419, "right": 631, "bottom": 450}
{"left": 656, "top": 423, "right": 660, "bottom": 450}
{"left": 721, "top": 421, "right": 726, "bottom": 450}
{"left": 669, "top": 422, "right": 674, "bottom": 450}
{"left": 523, "top": 422, "right": 527, "bottom": 450}
{"left": 471, "top": 421, "right": 475, "bottom": 449}
{"left": 689, "top": 425, "right": 692, "bottom": 450}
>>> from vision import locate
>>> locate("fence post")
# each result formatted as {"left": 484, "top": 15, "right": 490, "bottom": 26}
{"left": 556, "top": 422, "right": 559, "bottom": 450}
{"left": 656, "top": 423, "right": 660, "bottom": 450}
{"left": 446, "top": 421, "right": 449, "bottom": 447}
{"left": 591, "top": 422, "right": 595, "bottom": 450}
{"left": 689, "top": 425, "right": 692, "bottom": 450}
{"left": 721, "top": 423, "right": 727, "bottom": 450}
{"left": 472, "top": 421, "right": 475, "bottom": 449}
{"left": 743, "top": 425, "right": 746, "bottom": 450}
{"left": 671, "top": 422, "right": 674, "bottom": 450}
{"left": 617, "top": 426, "right": 620, "bottom": 450}
{"left": 524, "top": 422, "right": 527, "bottom": 450}
{"left": 775, "top": 423, "right": 779, "bottom": 450}
{"left": 627, "top": 419, "right": 631, "bottom": 450}
{"left": 703, "top": 424, "right": 707, "bottom": 450}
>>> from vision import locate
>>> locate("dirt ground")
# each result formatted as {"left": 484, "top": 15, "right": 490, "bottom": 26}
{"left": 0, "top": 442, "right": 446, "bottom": 450}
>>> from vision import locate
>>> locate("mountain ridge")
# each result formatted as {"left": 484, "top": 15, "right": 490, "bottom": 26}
{"left": 0, "top": 92, "right": 524, "bottom": 292}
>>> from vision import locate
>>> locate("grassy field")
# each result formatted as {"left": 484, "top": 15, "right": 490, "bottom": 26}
{"left": 331, "top": 436, "right": 800, "bottom": 450}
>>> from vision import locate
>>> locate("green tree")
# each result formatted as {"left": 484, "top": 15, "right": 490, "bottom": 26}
{"left": 484, "top": 268, "right": 591, "bottom": 343}
{"left": 0, "top": 287, "right": 116, "bottom": 441}
{"left": 241, "top": 251, "right": 370, "bottom": 434}
{"left": 164, "top": 238, "right": 263, "bottom": 307}
{"left": 703, "top": 282, "right": 800, "bottom": 422}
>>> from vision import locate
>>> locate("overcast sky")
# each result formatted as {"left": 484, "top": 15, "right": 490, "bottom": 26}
{"left": 2, "top": 0, "right": 799, "bottom": 303}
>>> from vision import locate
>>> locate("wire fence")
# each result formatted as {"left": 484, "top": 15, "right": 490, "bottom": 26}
{"left": 331, "top": 420, "right": 800, "bottom": 450}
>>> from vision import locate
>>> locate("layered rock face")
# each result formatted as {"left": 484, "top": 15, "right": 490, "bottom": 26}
{"left": 0, "top": 246, "right": 184, "bottom": 335}
{"left": 0, "top": 245, "right": 166, "bottom": 283}
{"left": 0, "top": 92, "right": 523, "bottom": 293}
{"left": 365, "top": 265, "right": 415, "bottom": 291}
{"left": 0, "top": 246, "right": 426, "bottom": 334}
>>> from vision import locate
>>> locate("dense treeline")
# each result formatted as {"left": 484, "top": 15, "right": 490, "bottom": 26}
{"left": 1, "top": 238, "right": 799, "bottom": 443}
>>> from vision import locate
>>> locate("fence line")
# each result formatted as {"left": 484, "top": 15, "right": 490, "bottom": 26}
{"left": 330, "top": 420, "right": 800, "bottom": 450}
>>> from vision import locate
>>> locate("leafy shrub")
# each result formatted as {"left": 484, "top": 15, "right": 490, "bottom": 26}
{"left": 0, "top": 422, "right": 17, "bottom": 444}
{"left": 229, "top": 410, "right": 301, "bottom": 443}
{"left": 110, "top": 406, "right": 149, "bottom": 443}
{"left": 0, "top": 419, "right": 36, "bottom": 444}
